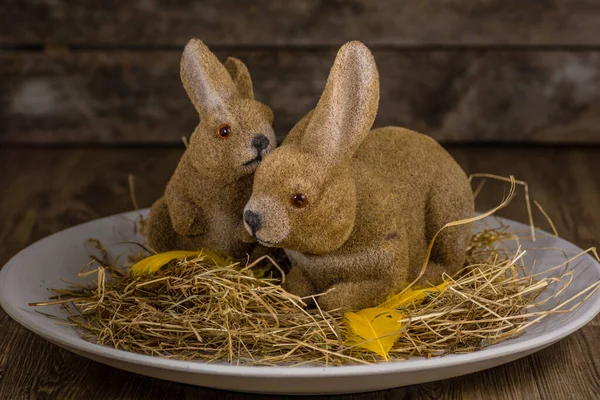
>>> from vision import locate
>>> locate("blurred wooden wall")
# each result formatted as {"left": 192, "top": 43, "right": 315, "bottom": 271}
{"left": 2, "top": 0, "right": 600, "bottom": 144}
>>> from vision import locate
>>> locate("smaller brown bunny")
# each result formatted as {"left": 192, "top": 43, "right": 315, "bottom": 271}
{"left": 243, "top": 41, "right": 474, "bottom": 310}
{"left": 145, "top": 38, "right": 276, "bottom": 258}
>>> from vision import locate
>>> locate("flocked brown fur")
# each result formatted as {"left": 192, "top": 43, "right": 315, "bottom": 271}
{"left": 244, "top": 41, "right": 474, "bottom": 310}
{"left": 145, "top": 38, "right": 276, "bottom": 258}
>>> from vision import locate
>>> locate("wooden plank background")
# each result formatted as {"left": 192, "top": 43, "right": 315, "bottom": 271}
{"left": 2, "top": 1, "right": 600, "bottom": 144}
{"left": 3, "top": 0, "right": 600, "bottom": 46}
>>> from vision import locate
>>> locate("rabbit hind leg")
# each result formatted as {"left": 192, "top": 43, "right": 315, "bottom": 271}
{"left": 424, "top": 176, "right": 474, "bottom": 282}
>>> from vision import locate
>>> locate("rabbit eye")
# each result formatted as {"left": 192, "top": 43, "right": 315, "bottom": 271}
{"left": 290, "top": 193, "right": 308, "bottom": 208}
{"left": 217, "top": 123, "right": 231, "bottom": 139}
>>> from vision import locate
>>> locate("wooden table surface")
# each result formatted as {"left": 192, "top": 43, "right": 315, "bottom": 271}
{"left": 0, "top": 145, "right": 598, "bottom": 400}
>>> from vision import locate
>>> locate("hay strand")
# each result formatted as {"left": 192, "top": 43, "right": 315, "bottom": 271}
{"left": 29, "top": 174, "right": 600, "bottom": 366}
{"left": 32, "top": 228, "right": 599, "bottom": 365}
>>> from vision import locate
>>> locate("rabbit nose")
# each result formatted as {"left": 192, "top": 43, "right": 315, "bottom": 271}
{"left": 252, "top": 134, "right": 270, "bottom": 152}
{"left": 244, "top": 210, "right": 262, "bottom": 234}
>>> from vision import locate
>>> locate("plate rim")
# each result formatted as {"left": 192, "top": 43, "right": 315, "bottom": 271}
{"left": 1, "top": 210, "right": 599, "bottom": 379}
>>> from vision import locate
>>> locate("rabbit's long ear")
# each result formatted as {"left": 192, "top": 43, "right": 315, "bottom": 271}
{"left": 224, "top": 57, "right": 254, "bottom": 99}
{"left": 180, "top": 38, "right": 237, "bottom": 114}
{"left": 302, "top": 41, "right": 379, "bottom": 163}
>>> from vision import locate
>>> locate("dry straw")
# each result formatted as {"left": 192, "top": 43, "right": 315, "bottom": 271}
{"left": 30, "top": 176, "right": 600, "bottom": 366}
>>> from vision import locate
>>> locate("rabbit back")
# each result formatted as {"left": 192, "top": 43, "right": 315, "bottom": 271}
{"left": 351, "top": 126, "right": 473, "bottom": 283}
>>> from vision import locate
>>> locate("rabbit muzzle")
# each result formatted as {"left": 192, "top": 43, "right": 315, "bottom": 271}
{"left": 243, "top": 195, "right": 290, "bottom": 247}
{"left": 242, "top": 134, "right": 273, "bottom": 168}
{"left": 243, "top": 210, "right": 262, "bottom": 235}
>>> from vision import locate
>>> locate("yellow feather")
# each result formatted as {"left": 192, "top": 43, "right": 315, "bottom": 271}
{"left": 379, "top": 282, "right": 447, "bottom": 309}
{"left": 344, "top": 308, "right": 404, "bottom": 360}
{"left": 344, "top": 282, "right": 446, "bottom": 359}
{"left": 129, "top": 251, "right": 200, "bottom": 276}
{"left": 129, "top": 249, "right": 232, "bottom": 276}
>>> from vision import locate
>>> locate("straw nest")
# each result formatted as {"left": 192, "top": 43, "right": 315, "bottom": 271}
{"left": 32, "top": 175, "right": 600, "bottom": 366}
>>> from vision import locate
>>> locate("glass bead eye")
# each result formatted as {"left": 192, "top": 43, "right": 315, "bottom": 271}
{"left": 217, "top": 123, "right": 231, "bottom": 139}
{"left": 290, "top": 193, "right": 308, "bottom": 208}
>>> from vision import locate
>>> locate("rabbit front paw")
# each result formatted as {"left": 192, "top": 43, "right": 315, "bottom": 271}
{"left": 316, "top": 280, "right": 390, "bottom": 311}
{"left": 170, "top": 216, "right": 204, "bottom": 236}
{"left": 282, "top": 267, "right": 317, "bottom": 307}
{"left": 168, "top": 199, "right": 206, "bottom": 236}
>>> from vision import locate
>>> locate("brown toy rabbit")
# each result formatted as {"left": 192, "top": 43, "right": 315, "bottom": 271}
{"left": 243, "top": 41, "right": 474, "bottom": 310}
{"left": 145, "top": 38, "right": 276, "bottom": 258}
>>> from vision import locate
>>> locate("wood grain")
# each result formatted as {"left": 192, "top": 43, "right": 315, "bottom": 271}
{"left": 3, "top": 49, "right": 600, "bottom": 144}
{"left": 0, "top": 146, "right": 599, "bottom": 399}
{"left": 2, "top": 0, "right": 600, "bottom": 46}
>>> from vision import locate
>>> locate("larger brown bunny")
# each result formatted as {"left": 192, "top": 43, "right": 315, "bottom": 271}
{"left": 145, "top": 39, "right": 276, "bottom": 258}
{"left": 243, "top": 41, "right": 474, "bottom": 310}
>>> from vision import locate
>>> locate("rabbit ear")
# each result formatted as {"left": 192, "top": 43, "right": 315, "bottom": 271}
{"left": 302, "top": 41, "right": 379, "bottom": 163}
{"left": 180, "top": 38, "right": 237, "bottom": 114}
{"left": 224, "top": 57, "right": 255, "bottom": 99}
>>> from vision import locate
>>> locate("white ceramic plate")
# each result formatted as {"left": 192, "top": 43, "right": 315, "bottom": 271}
{"left": 1, "top": 210, "right": 599, "bottom": 395}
